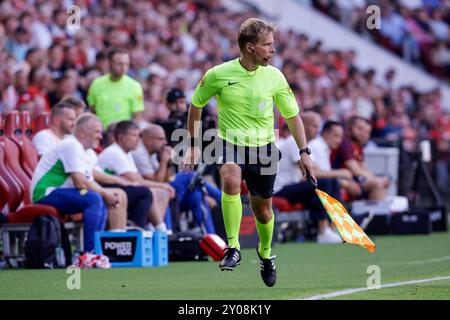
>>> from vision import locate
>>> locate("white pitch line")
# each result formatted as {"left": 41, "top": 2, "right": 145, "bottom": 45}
{"left": 299, "top": 276, "right": 450, "bottom": 300}
{"left": 365, "top": 255, "right": 450, "bottom": 266}
{"left": 408, "top": 256, "right": 450, "bottom": 265}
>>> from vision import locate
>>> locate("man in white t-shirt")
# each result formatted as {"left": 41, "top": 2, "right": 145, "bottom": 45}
{"left": 32, "top": 101, "right": 77, "bottom": 157}
{"left": 31, "top": 114, "right": 127, "bottom": 252}
{"left": 98, "top": 120, "right": 175, "bottom": 231}
{"left": 33, "top": 100, "right": 151, "bottom": 230}
{"left": 131, "top": 125, "right": 172, "bottom": 183}
{"left": 309, "top": 121, "right": 353, "bottom": 179}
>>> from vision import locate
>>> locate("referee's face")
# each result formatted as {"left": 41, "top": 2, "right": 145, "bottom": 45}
{"left": 254, "top": 32, "right": 276, "bottom": 66}
{"left": 110, "top": 53, "right": 130, "bottom": 79}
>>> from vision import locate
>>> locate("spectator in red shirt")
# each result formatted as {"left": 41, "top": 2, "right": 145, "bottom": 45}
{"left": 331, "top": 116, "right": 390, "bottom": 200}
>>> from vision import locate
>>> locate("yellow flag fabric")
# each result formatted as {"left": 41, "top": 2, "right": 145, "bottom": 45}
{"left": 315, "top": 189, "right": 377, "bottom": 253}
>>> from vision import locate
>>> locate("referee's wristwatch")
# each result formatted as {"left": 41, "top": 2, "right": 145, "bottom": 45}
{"left": 299, "top": 147, "right": 311, "bottom": 157}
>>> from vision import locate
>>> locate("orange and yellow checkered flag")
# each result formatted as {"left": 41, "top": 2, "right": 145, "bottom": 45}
{"left": 315, "top": 189, "right": 376, "bottom": 253}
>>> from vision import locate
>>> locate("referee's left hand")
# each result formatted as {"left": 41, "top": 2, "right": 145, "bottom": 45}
{"left": 181, "top": 146, "right": 201, "bottom": 173}
{"left": 298, "top": 154, "right": 316, "bottom": 183}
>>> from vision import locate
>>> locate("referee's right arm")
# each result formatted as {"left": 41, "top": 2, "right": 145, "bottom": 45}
{"left": 181, "top": 104, "right": 203, "bottom": 173}
{"left": 182, "top": 69, "right": 217, "bottom": 172}
{"left": 187, "top": 103, "right": 203, "bottom": 143}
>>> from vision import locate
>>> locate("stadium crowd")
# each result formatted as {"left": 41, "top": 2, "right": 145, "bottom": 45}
{"left": 0, "top": 0, "right": 449, "bottom": 248}
{"left": 311, "top": 0, "right": 450, "bottom": 81}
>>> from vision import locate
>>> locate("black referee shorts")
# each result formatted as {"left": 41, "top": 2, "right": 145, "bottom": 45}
{"left": 214, "top": 138, "right": 282, "bottom": 199}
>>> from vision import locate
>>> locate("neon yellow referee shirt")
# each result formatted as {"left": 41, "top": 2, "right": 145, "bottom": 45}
{"left": 191, "top": 58, "right": 299, "bottom": 147}
{"left": 87, "top": 74, "right": 144, "bottom": 128}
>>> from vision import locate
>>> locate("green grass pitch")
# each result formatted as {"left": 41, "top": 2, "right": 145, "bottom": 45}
{"left": 1, "top": 231, "right": 449, "bottom": 300}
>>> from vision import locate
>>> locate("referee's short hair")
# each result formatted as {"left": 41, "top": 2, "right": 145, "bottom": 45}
{"left": 107, "top": 47, "right": 129, "bottom": 61}
{"left": 114, "top": 120, "right": 139, "bottom": 141}
{"left": 238, "top": 18, "right": 276, "bottom": 51}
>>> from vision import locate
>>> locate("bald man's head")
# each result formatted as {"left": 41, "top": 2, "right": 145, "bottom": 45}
{"left": 141, "top": 124, "right": 167, "bottom": 154}
{"left": 141, "top": 124, "right": 164, "bottom": 138}
{"left": 301, "top": 111, "right": 321, "bottom": 141}
{"left": 74, "top": 113, "right": 101, "bottom": 134}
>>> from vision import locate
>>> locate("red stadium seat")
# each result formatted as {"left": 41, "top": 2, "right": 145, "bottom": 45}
{"left": 272, "top": 196, "right": 309, "bottom": 243}
{"left": 0, "top": 147, "right": 59, "bottom": 222}
{"left": 272, "top": 196, "right": 305, "bottom": 212}
{"left": 4, "top": 111, "right": 38, "bottom": 178}
{"left": 0, "top": 171, "right": 9, "bottom": 210}
{"left": 6, "top": 206, "right": 61, "bottom": 224}
{"left": 34, "top": 112, "right": 50, "bottom": 134}
{"left": 19, "top": 110, "right": 34, "bottom": 139}
{"left": 0, "top": 136, "right": 32, "bottom": 205}
{"left": 0, "top": 140, "right": 31, "bottom": 205}
{"left": 0, "top": 148, "right": 23, "bottom": 211}
{"left": 64, "top": 213, "right": 83, "bottom": 223}
{"left": 0, "top": 118, "right": 24, "bottom": 210}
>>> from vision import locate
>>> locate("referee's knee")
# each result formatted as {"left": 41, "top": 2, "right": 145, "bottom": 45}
{"left": 221, "top": 177, "right": 241, "bottom": 195}
{"left": 220, "top": 164, "right": 241, "bottom": 195}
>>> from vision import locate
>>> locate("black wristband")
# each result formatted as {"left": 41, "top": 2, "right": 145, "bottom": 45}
{"left": 299, "top": 147, "right": 311, "bottom": 156}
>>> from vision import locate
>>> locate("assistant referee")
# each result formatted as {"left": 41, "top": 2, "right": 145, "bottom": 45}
{"left": 182, "top": 18, "right": 315, "bottom": 287}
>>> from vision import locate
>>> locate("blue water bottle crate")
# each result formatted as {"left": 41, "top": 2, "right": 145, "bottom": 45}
{"left": 94, "top": 231, "right": 153, "bottom": 267}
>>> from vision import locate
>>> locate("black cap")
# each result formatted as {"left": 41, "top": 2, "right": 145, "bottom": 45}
{"left": 166, "top": 88, "right": 185, "bottom": 103}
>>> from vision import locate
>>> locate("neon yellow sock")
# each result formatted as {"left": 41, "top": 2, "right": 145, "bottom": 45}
{"left": 221, "top": 192, "right": 242, "bottom": 250}
{"left": 256, "top": 212, "right": 274, "bottom": 259}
